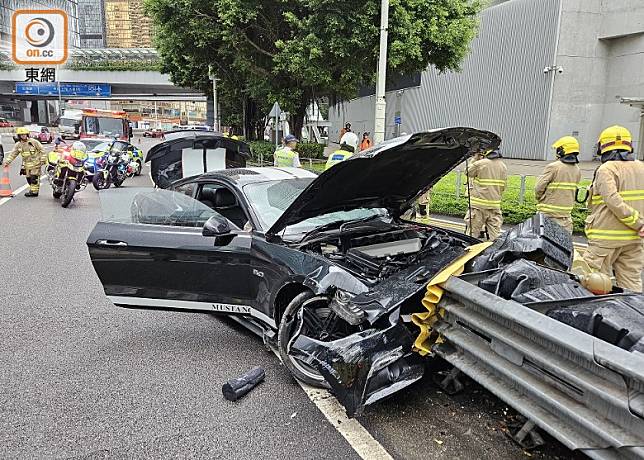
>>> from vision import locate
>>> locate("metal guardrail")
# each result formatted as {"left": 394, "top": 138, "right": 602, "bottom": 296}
{"left": 434, "top": 276, "right": 644, "bottom": 459}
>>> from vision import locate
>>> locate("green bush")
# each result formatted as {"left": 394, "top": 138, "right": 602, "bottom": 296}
{"left": 297, "top": 142, "right": 325, "bottom": 159}
{"left": 248, "top": 141, "right": 275, "bottom": 163}
{"left": 428, "top": 171, "right": 591, "bottom": 234}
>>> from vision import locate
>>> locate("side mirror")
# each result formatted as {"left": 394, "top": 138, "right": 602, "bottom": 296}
{"left": 203, "top": 214, "right": 231, "bottom": 237}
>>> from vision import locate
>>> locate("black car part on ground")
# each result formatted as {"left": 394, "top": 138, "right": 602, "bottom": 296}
{"left": 430, "top": 216, "right": 644, "bottom": 458}
{"left": 145, "top": 131, "right": 250, "bottom": 188}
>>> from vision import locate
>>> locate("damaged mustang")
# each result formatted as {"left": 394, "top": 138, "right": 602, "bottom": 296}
{"left": 87, "top": 128, "right": 644, "bottom": 421}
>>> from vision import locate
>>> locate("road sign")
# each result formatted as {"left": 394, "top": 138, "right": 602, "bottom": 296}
{"left": 394, "top": 111, "right": 401, "bottom": 125}
{"left": 15, "top": 82, "right": 111, "bottom": 97}
{"left": 268, "top": 101, "right": 281, "bottom": 118}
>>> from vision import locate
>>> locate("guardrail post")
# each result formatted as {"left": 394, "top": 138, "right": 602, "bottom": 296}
{"left": 308, "top": 158, "right": 313, "bottom": 169}
{"left": 519, "top": 175, "right": 526, "bottom": 205}
{"left": 455, "top": 171, "right": 462, "bottom": 199}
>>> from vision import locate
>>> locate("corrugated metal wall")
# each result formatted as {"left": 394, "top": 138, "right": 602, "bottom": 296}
{"left": 329, "top": 0, "right": 561, "bottom": 160}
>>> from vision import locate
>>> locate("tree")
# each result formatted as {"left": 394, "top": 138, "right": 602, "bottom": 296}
{"left": 145, "top": 0, "right": 482, "bottom": 138}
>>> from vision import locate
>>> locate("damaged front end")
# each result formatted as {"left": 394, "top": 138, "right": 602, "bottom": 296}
{"left": 289, "top": 310, "right": 424, "bottom": 417}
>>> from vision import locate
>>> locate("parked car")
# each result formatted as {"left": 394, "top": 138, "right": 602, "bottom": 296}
{"left": 86, "top": 128, "right": 644, "bottom": 420}
{"left": 143, "top": 128, "right": 164, "bottom": 138}
{"left": 0, "top": 117, "right": 14, "bottom": 128}
{"left": 36, "top": 127, "right": 54, "bottom": 144}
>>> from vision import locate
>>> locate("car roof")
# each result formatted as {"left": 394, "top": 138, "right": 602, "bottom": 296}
{"left": 179, "top": 167, "right": 317, "bottom": 187}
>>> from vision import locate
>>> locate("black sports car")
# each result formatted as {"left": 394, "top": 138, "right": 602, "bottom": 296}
{"left": 87, "top": 128, "right": 644, "bottom": 419}
{"left": 88, "top": 128, "right": 496, "bottom": 410}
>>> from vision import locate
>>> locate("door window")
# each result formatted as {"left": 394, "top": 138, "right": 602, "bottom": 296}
{"left": 198, "top": 183, "right": 249, "bottom": 230}
{"left": 175, "top": 182, "right": 196, "bottom": 198}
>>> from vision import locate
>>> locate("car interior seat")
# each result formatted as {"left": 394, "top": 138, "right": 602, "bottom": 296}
{"left": 199, "top": 188, "right": 216, "bottom": 209}
{"left": 213, "top": 188, "right": 247, "bottom": 229}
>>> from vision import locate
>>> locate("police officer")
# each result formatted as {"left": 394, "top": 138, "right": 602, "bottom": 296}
{"left": 464, "top": 148, "right": 508, "bottom": 240}
{"left": 3, "top": 127, "right": 46, "bottom": 197}
{"left": 534, "top": 136, "right": 582, "bottom": 233}
{"left": 324, "top": 142, "right": 354, "bottom": 170}
{"left": 274, "top": 134, "right": 301, "bottom": 168}
{"left": 582, "top": 125, "right": 644, "bottom": 292}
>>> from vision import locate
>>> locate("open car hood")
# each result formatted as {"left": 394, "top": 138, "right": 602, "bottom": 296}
{"left": 267, "top": 127, "right": 501, "bottom": 235}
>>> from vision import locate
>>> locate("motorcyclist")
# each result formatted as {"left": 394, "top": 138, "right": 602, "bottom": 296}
{"left": 3, "top": 127, "right": 46, "bottom": 197}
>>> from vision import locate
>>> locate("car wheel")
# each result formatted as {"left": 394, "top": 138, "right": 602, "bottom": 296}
{"left": 277, "top": 291, "right": 354, "bottom": 388}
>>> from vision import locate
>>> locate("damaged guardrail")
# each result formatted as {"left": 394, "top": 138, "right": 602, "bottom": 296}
{"left": 433, "top": 275, "right": 644, "bottom": 460}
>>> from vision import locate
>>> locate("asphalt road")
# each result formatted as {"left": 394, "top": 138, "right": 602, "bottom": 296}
{"left": 0, "top": 135, "right": 578, "bottom": 459}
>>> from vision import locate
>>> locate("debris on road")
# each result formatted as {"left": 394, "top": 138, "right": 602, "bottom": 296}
{"left": 222, "top": 366, "right": 265, "bottom": 401}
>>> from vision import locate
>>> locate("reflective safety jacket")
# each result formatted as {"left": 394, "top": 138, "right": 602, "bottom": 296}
{"left": 466, "top": 157, "right": 508, "bottom": 210}
{"left": 535, "top": 161, "right": 581, "bottom": 217}
{"left": 274, "top": 147, "right": 301, "bottom": 168}
{"left": 325, "top": 149, "right": 353, "bottom": 170}
{"left": 6, "top": 139, "right": 45, "bottom": 170}
{"left": 585, "top": 159, "right": 644, "bottom": 247}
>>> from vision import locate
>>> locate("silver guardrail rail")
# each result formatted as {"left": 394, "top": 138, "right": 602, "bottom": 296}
{"left": 434, "top": 275, "right": 644, "bottom": 459}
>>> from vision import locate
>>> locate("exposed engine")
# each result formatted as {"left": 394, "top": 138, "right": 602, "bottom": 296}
{"left": 304, "top": 222, "right": 470, "bottom": 281}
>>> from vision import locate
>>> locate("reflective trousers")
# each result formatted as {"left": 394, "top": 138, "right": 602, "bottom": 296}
{"left": 464, "top": 208, "right": 503, "bottom": 241}
{"left": 542, "top": 214, "right": 573, "bottom": 234}
{"left": 24, "top": 167, "right": 41, "bottom": 193}
{"left": 583, "top": 241, "right": 644, "bottom": 292}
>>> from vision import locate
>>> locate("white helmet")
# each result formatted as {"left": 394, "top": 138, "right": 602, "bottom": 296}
{"left": 71, "top": 141, "right": 86, "bottom": 154}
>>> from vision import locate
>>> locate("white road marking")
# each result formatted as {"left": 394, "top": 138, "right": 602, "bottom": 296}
{"left": 298, "top": 382, "right": 394, "bottom": 460}
{"left": 0, "top": 174, "right": 48, "bottom": 208}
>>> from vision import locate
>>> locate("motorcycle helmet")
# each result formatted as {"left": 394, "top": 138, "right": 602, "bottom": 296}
{"left": 70, "top": 141, "right": 88, "bottom": 161}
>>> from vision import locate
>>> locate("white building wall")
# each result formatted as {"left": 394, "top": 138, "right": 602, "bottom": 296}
{"left": 329, "top": 0, "right": 562, "bottom": 159}
{"left": 548, "top": 0, "right": 644, "bottom": 161}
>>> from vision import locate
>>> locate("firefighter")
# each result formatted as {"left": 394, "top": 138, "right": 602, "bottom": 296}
{"left": 582, "top": 125, "right": 644, "bottom": 292}
{"left": 534, "top": 136, "right": 582, "bottom": 233}
{"left": 273, "top": 134, "right": 301, "bottom": 168}
{"left": 3, "top": 127, "right": 46, "bottom": 197}
{"left": 464, "top": 148, "right": 508, "bottom": 240}
{"left": 324, "top": 142, "right": 354, "bottom": 170}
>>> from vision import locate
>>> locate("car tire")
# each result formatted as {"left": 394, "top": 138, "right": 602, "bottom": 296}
{"left": 278, "top": 291, "right": 356, "bottom": 388}
{"left": 278, "top": 291, "right": 329, "bottom": 388}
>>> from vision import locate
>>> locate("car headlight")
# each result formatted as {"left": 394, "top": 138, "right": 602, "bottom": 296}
{"left": 329, "top": 290, "right": 366, "bottom": 326}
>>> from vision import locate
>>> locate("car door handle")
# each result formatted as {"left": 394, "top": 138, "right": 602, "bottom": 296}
{"left": 96, "top": 239, "right": 128, "bottom": 247}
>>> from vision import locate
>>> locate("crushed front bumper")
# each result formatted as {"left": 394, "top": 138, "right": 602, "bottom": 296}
{"left": 290, "top": 312, "right": 424, "bottom": 417}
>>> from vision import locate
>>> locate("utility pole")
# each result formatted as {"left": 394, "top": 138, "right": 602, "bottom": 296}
{"left": 209, "top": 65, "right": 219, "bottom": 132}
{"left": 373, "top": 0, "right": 389, "bottom": 145}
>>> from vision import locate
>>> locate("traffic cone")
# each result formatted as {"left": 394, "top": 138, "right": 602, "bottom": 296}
{"left": 0, "top": 166, "right": 14, "bottom": 197}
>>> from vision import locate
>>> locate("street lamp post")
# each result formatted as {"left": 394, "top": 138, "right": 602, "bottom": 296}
{"left": 209, "top": 65, "right": 219, "bottom": 132}
{"left": 373, "top": 0, "right": 389, "bottom": 145}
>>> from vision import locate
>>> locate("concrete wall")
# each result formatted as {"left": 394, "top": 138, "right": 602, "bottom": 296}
{"left": 329, "top": 0, "right": 562, "bottom": 159}
{"left": 547, "top": 0, "right": 644, "bottom": 161}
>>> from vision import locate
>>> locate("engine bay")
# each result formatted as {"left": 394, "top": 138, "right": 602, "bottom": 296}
{"left": 302, "top": 221, "right": 472, "bottom": 281}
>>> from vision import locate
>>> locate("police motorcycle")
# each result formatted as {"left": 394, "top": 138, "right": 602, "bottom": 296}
{"left": 92, "top": 149, "right": 131, "bottom": 190}
{"left": 50, "top": 141, "right": 88, "bottom": 208}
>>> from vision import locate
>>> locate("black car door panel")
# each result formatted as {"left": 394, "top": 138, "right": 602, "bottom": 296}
{"left": 88, "top": 221, "right": 254, "bottom": 313}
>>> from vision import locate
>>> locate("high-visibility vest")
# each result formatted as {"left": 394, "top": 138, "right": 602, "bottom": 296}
{"left": 585, "top": 160, "right": 644, "bottom": 247}
{"left": 274, "top": 148, "right": 297, "bottom": 167}
{"left": 325, "top": 150, "right": 353, "bottom": 170}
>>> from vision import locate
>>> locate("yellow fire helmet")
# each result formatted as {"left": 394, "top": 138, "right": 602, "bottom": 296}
{"left": 15, "top": 127, "right": 29, "bottom": 135}
{"left": 597, "top": 125, "right": 633, "bottom": 156}
{"left": 552, "top": 136, "right": 579, "bottom": 157}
